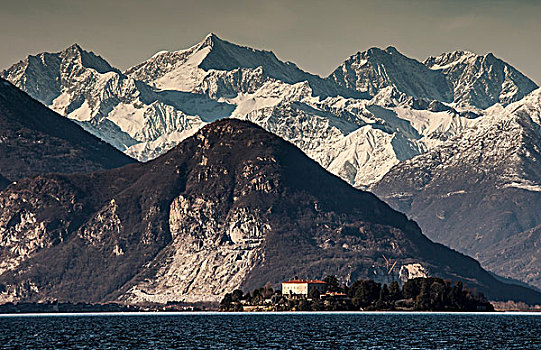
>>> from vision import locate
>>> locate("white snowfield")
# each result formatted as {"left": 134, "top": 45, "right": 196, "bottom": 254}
{"left": 2, "top": 34, "right": 538, "bottom": 188}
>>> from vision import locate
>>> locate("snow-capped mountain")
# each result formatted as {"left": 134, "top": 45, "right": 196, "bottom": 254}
{"left": 1, "top": 43, "right": 209, "bottom": 155}
{"left": 328, "top": 46, "right": 453, "bottom": 103}
{"left": 126, "top": 33, "right": 357, "bottom": 99}
{"left": 2, "top": 43, "right": 119, "bottom": 106}
{"left": 425, "top": 51, "right": 538, "bottom": 109}
{"left": 3, "top": 34, "right": 538, "bottom": 189}
{"left": 2, "top": 34, "right": 494, "bottom": 187}
{"left": 374, "top": 88, "right": 541, "bottom": 289}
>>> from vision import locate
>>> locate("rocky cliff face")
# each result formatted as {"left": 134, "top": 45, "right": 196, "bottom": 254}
{"left": 0, "top": 78, "right": 134, "bottom": 181}
{"left": 0, "top": 119, "right": 539, "bottom": 305}
{"left": 373, "top": 89, "right": 541, "bottom": 289}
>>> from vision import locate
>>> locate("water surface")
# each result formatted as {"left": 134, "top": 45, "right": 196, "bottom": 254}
{"left": 1, "top": 312, "right": 540, "bottom": 349}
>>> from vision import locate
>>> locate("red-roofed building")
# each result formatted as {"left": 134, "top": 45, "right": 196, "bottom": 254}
{"left": 282, "top": 279, "right": 327, "bottom": 296}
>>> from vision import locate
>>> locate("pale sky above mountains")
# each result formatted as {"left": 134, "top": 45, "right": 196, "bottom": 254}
{"left": 1, "top": 0, "right": 540, "bottom": 83}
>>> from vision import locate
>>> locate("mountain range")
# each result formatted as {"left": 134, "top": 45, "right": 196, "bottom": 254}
{"left": 2, "top": 33, "right": 541, "bottom": 299}
{"left": 3, "top": 34, "right": 536, "bottom": 187}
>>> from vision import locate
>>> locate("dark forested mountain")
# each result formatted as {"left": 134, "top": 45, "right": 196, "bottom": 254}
{"left": 0, "top": 174, "right": 10, "bottom": 190}
{"left": 0, "top": 78, "right": 134, "bottom": 181}
{"left": 0, "top": 119, "right": 539, "bottom": 305}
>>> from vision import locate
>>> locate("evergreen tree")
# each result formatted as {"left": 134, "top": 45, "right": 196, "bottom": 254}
{"left": 403, "top": 278, "right": 423, "bottom": 299}
{"left": 324, "top": 275, "right": 342, "bottom": 292}
{"left": 232, "top": 289, "right": 244, "bottom": 302}
{"left": 351, "top": 279, "right": 381, "bottom": 308}
{"left": 414, "top": 279, "right": 431, "bottom": 310}
{"left": 220, "top": 293, "right": 233, "bottom": 310}
{"left": 388, "top": 281, "right": 402, "bottom": 300}
{"left": 381, "top": 284, "right": 390, "bottom": 301}
{"left": 263, "top": 282, "right": 274, "bottom": 298}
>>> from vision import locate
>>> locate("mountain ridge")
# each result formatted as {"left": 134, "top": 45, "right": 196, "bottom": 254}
{"left": 4, "top": 35, "right": 536, "bottom": 181}
{"left": 125, "top": 33, "right": 362, "bottom": 99}
{"left": 328, "top": 46, "right": 453, "bottom": 103}
{"left": 425, "top": 50, "right": 538, "bottom": 108}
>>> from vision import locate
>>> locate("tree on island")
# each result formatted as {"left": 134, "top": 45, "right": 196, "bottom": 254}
{"left": 349, "top": 279, "right": 381, "bottom": 309}
{"left": 323, "top": 275, "right": 342, "bottom": 293}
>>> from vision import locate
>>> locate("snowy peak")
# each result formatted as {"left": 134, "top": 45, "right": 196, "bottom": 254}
{"left": 425, "top": 50, "right": 538, "bottom": 109}
{"left": 328, "top": 46, "right": 453, "bottom": 102}
{"left": 2, "top": 44, "right": 120, "bottom": 104}
{"left": 197, "top": 33, "right": 297, "bottom": 76}
{"left": 2, "top": 43, "right": 198, "bottom": 154}
{"left": 126, "top": 33, "right": 355, "bottom": 98}
{"left": 424, "top": 50, "right": 477, "bottom": 68}
{"left": 59, "top": 43, "right": 119, "bottom": 74}
{"left": 201, "top": 32, "right": 220, "bottom": 45}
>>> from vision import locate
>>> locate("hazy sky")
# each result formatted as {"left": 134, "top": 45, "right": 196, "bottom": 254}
{"left": 1, "top": 0, "right": 540, "bottom": 83}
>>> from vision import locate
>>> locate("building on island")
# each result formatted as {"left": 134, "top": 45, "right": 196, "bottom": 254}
{"left": 282, "top": 279, "right": 327, "bottom": 297}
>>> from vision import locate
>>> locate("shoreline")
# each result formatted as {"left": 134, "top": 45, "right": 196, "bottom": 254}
{"left": 1, "top": 310, "right": 540, "bottom": 317}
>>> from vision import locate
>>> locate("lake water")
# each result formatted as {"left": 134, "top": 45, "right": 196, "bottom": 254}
{"left": 1, "top": 312, "right": 540, "bottom": 349}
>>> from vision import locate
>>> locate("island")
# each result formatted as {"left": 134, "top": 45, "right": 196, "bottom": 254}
{"left": 220, "top": 276, "right": 494, "bottom": 312}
